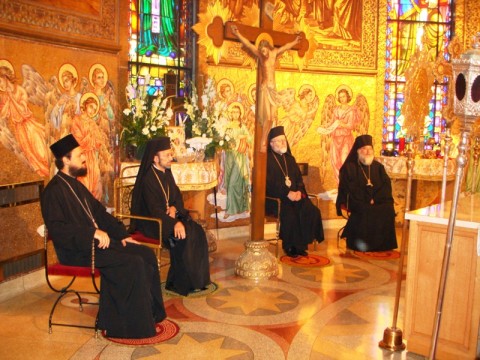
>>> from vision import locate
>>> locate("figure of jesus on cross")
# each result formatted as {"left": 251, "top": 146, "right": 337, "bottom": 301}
{"left": 230, "top": 25, "right": 301, "bottom": 152}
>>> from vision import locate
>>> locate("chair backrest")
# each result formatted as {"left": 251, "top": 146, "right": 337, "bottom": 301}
{"left": 114, "top": 164, "right": 140, "bottom": 218}
{"left": 113, "top": 165, "right": 163, "bottom": 256}
{"left": 43, "top": 226, "right": 100, "bottom": 292}
{"left": 297, "top": 162, "right": 309, "bottom": 176}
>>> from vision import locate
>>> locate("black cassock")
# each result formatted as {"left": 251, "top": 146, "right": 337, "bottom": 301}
{"left": 266, "top": 151, "right": 324, "bottom": 252}
{"left": 41, "top": 172, "right": 166, "bottom": 339}
{"left": 133, "top": 166, "right": 211, "bottom": 296}
{"left": 336, "top": 160, "right": 398, "bottom": 252}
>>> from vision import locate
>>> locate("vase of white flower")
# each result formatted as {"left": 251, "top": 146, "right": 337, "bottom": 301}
{"left": 184, "top": 77, "right": 234, "bottom": 159}
{"left": 121, "top": 79, "right": 173, "bottom": 160}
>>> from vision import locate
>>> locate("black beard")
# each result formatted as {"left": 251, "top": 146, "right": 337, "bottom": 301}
{"left": 69, "top": 166, "right": 87, "bottom": 178}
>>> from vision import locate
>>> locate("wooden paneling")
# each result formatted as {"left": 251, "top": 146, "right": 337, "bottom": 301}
{"left": 405, "top": 221, "right": 480, "bottom": 359}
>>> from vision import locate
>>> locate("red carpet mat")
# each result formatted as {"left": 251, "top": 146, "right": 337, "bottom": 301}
{"left": 280, "top": 254, "right": 331, "bottom": 267}
{"left": 352, "top": 250, "right": 400, "bottom": 260}
{"left": 103, "top": 319, "right": 179, "bottom": 346}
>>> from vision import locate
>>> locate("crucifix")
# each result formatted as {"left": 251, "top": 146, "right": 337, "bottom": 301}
{"left": 207, "top": 1, "right": 309, "bottom": 246}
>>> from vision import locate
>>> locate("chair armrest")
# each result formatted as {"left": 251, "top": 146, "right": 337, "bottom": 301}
{"left": 115, "top": 213, "right": 162, "bottom": 246}
{"left": 307, "top": 193, "right": 319, "bottom": 207}
{"left": 265, "top": 196, "right": 281, "bottom": 218}
{"left": 44, "top": 226, "right": 98, "bottom": 279}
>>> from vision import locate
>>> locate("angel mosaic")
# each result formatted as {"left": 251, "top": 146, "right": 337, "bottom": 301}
{"left": 49, "top": 64, "right": 86, "bottom": 140}
{"left": 317, "top": 85, "right": 369, "bottom": 183}
{"left": 222, "top": 101, "right": 252, "bottom": 220}
{"left": 216, "top": 78, "right": 236, "bottom": 104}
{"left": 0, "top": 60, "right": 49, "bottom": 177}
{"left": 277, "top": 84, "right": 319, "bottom": 147}
{"left": 89, "top": 63, "right": 117, "bottom": 147}
{"left": 0, "top": 59, "right": 117, "bottom": 203}
{"left": 70, "top": 92, "right": 110, "bottom": 200}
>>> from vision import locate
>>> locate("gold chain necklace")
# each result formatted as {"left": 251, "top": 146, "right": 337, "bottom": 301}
{"left": 272, "top": 152, "right": 291, "bottom": 187}
{"left": 57, "top": 173, "right": 98, "bottom": 228}
{"left": 152, "top": 165, "right": 170, "bottom": 209}
{"left": 358, "top": 161, "right": 373, "bottom": 187}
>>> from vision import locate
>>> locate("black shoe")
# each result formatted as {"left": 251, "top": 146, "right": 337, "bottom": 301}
{"left": 285, "top": 247, "right": 299, "bottom": 258}
{"left": 297, "top": 249, "right": 308, "bottom": 256}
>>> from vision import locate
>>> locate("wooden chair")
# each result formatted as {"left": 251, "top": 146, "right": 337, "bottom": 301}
{"left": 337, "top": 195, "right": 351, "bottom": 250}
{"left": 307, "top": 193, "right": 322, "bottom": 251}
{"left": 44, "top": 227, "right": 100, "bottom": 335}
{"left": 265, "top": 196, "right": 282, "bottom": 258}
{"left": 113, "top": 168, "right": 165, "bottom": 268}
{"left": 265, "top": 193, "right": 320, "bottom": 257}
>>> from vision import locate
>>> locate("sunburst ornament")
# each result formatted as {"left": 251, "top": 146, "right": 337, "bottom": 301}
{"left": 193, "top": 3, "right": 232, "bottom": 65}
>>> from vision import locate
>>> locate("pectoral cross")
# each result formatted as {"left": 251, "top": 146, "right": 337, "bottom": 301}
{"left": 207, "top": 1, "right": 308, "bottom": 242}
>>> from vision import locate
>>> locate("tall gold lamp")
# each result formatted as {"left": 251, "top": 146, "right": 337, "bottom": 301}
{"left": 429, "top": 32, "right": 480, "bottom": 359}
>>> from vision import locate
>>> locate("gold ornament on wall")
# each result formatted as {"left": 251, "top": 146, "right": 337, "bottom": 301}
{"left": 433, "top": 36, "right": 464, "bottom": 136}
{"left": 402, "top": 40, "right": 435, "bottom": 140}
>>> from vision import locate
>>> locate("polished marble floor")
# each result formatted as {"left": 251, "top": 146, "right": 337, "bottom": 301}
{"left": 0, "top": 227, "right": 427, "bottom": 360}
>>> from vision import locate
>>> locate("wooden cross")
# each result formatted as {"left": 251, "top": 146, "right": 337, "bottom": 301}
{"left": 207, "top": 1, "right": 308, "bottom": 241}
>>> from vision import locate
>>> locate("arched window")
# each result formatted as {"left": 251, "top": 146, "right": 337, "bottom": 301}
{"left": 384, "top": 1, "right": 453, "bottom": 149}
{"left": 128, "top": 0, "right": 194, "bottom": 99}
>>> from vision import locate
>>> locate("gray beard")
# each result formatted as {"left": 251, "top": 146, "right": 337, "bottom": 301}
{"left": 359, "top": 154, "right": 374, "bottom": 166}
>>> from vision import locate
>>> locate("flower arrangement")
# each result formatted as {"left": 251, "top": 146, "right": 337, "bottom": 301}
{"left": 184, "top": 77, "right": 233, "bottom": 158}
{"left": 121, "top": 78, "right": 173, "bottom": 157}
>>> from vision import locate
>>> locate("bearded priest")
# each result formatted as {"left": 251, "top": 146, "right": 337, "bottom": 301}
{"left": 336, "top": 134, "right": 398, "bottom": 252}
{"left": 266, "top": 126, "right": 324, "bottom": 258}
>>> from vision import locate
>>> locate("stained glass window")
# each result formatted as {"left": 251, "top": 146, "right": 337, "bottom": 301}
{"left": 129, "top": 0, "right": 193, "bottom": 100}
{"left": 384, "top": 0, "right": 453, "bottom": 150}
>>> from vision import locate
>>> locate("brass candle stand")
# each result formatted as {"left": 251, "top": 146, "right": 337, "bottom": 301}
{"left": 471, "top": 135, "right": 480, "bottom": 194}
{"left": 378, "top": 145, "right": 415, "bottom": 351}
{"left": 429, "top": 130, "right": 470, "bottom": 359}
{"left": 429, "top": 32, "right": 480, "bottom": 359}
{"left": 440, "top": 128, "right": 453, "bottom": 204}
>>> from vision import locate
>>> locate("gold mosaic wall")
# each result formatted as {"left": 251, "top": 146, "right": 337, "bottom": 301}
{"left": 197, "top": 0, "right": 478, "bottom": 219}
{"left": 0, "top": 0, "right": 129, "bottom": 264}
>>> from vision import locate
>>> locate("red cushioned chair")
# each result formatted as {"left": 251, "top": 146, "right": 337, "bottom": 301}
{"left": 44, "top": 227, "right": 100, "bottom": 335}
{"left": 113, "top": 169, "right": 164, "bottom": 269}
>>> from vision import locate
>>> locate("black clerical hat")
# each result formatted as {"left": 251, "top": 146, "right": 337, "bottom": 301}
{"left": 341, "top": 134, "right": 374, "bottom": 167}
{"left": 130, "top": 136, "right": 172, "bottom": 233}
{"left": 50, "top": 134, "right": 80, "bottom": 159}
{"left": 148, "top": 137, "right": 171, "bottom": 154}
{"left": 268, "top": 126, "right": 285, "bottom": 141}
{"left": 353, "top": 134, "right": 373, "bottom": 149}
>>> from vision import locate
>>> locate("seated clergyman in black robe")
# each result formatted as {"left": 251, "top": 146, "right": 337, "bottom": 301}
{"left": 130, "top": 137, "right": 211, "bottom": 296}
{"left": 266, "top": 126, "right": 325, "bottom": 258}
{"left": 336, "top": 134, "right": 398, "bottom": 252}
{"left": 41, "top": 134, "right": 166, "bottom": 339}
